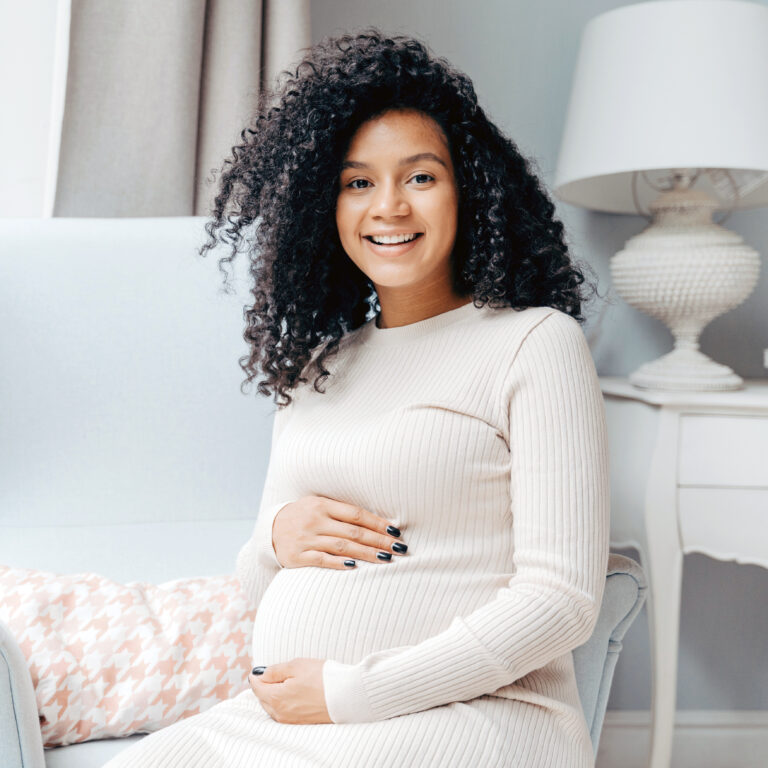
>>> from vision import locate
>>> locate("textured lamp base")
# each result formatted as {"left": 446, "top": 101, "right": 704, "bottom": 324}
{"left": 629, "top": 346, "right": 743, "bottom": 391}
{"left": 611, "top": 182, "right": 760, "bottom": 393}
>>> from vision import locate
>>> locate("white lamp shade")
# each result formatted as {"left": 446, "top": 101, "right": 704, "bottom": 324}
{"left": 554, "top": 0, "right": 768, "bottom": 213}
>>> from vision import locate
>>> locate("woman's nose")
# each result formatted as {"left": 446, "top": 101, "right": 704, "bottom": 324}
{"left": 371, "top": 181, "right": 409, "bottom": 216}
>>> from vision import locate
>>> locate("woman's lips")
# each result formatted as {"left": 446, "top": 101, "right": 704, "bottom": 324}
{"left": 363, "top": 233, "right": 423, "bottom": 257}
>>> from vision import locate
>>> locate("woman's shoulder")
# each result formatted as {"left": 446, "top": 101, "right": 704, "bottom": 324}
{"left": 477, "top": 305, "right": 590, "bottom": 374}
{"left": 477, "top": 303, "right": 574, "bottom": 341}
{"left": 487, "top": 303, "right": 577, "bottom": 324}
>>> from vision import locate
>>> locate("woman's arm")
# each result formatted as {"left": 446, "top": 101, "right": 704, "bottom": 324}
{"left": 235, "top": 402, "right": 295, "bottom": 610}
{"left": 322, "top": 310, "right": 610, "bottom": 723}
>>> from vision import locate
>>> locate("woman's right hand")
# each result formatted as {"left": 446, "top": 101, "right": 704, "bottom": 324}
{"left": 271, "top": 495, "right": 407, "bottom": 569}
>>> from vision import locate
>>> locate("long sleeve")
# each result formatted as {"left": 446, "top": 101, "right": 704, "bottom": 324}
{"left": 321, "top": 310, "right": 610, "bottom": 723}
{"left": 235, "top": 401, "right": 295, "bottom": 611}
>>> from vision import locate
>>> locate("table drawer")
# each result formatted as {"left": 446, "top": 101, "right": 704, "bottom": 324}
{"left": 679, "top": 487, "right": 768, "bottom": 567}
{"left": 678, "top": 414, "right": 768, "bottom": 487}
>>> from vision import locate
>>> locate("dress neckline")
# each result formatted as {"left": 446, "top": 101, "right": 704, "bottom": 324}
{"left": 363, "top": 299, "right": 481, "bottom": 347}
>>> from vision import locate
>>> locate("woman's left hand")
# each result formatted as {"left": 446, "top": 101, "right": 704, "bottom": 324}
{"left": 248, "top": 657, "right": 333, "bottom": 724}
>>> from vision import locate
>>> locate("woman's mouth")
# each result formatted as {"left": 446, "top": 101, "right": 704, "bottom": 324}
{"left": 363, "top": 233, "right": 424, "bottom": 256}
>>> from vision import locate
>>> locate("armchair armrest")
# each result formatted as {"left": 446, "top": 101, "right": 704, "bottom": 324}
{"left": 0, "top": 618, "right": 45, "bottom": 768}
{"left": 572, "top": 553, "right": 648, "bottom": 754}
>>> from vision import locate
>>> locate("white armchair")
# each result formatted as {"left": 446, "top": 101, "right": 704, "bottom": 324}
{"left": 0, "top": 217, "right": 646, "bottom": 767}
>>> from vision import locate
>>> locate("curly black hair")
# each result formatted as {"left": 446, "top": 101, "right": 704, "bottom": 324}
{"left": 198, "top": 28, "right": 599, "bottom": 408}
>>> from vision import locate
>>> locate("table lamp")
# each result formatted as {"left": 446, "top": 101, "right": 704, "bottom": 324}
{"left": 554, "top": 0, "right": 768, "bottom": 391}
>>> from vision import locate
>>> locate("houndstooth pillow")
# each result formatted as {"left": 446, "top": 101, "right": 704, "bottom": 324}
{"left": 0, "top": 566, "right": 256, "bottom": 746}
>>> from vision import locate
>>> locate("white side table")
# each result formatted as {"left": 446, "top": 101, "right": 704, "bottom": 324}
{"left": 599, "top": 377, "right": 768, "bottom": 768}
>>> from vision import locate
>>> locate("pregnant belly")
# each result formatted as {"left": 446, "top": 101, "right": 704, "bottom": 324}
{"left": 250, "top": 558, "right": 508, "bottom": 666}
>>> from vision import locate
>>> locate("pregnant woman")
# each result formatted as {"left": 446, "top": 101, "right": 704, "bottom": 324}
{"left": 105, "top": 28, "right": 609, "bottom": 768}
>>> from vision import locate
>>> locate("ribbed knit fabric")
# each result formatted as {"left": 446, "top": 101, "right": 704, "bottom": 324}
{"left": 103, "top": 302, "right": 609, "bottom": 768}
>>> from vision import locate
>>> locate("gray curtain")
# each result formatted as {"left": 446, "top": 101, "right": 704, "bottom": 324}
{"left": 52, "top": 0, "right": 311, "bottom": 217}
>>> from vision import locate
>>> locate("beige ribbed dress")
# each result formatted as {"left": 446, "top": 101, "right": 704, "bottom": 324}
{"left": 103, "top": 302, "right": 610, "bottom": 768}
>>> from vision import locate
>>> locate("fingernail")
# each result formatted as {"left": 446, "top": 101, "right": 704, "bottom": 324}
{"left": 377, "top": 551, "right": 392, "bottom": 561}
{"left": 392, "top": 541, "right": 407, "bottom": 554}
{"left": 343, "top": 559, "right": 356, "bottom": 567}
{"left": 386, "top": 525, "right": 401, "bottom": 537}
{"left": 251, "top": 666, "right": 266, "bottom": 676}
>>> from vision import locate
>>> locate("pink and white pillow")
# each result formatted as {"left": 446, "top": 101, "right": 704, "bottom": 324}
{"left": 0, "top": 566, "right": 256, "bottom": 747}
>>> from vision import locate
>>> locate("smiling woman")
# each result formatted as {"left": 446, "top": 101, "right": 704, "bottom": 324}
{"left": 190, "top": 28, "right": 597, "bottom": 409}
{"left": 336, "top": 108, "right": 469, "bottom": 328}
{"left": 102, "top": 28, "right": 608, "bottom": 768}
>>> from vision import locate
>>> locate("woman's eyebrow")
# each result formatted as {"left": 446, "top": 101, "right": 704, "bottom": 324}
{"left": 341, "top": 152, "right": 448, "bottom": 170}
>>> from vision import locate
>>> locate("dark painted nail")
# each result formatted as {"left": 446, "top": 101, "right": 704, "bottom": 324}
{"left": 392, "top": 541, "right": 408, "bottom": 554}
{"left": 344, "top": 559, "right": 356, "bottom": 567}
{"left": 377, "top": 551, "right": 392, "bottom": 561}
{"left": 251, "top": 666, "right": 265, "bottom": 676}
{"left": 386, "top": 525, "right": 401, "bottom": 537}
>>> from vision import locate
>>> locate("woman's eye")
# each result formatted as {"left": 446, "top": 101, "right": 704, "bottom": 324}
{"left": 345, "top": 174, "right": 434, "bottom": 190}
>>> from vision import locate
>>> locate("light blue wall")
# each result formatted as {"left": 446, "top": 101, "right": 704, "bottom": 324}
{"left": 311, "top": 0, "right": 768, "bottom": 711}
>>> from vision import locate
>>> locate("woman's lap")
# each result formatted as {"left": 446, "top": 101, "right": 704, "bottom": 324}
{"left": 101, "top": 690, "right": 591, "bottom": 768}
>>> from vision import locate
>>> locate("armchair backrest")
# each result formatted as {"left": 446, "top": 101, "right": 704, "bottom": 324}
{"left": 0, "top": 217, "right": 274, "bottom": 581}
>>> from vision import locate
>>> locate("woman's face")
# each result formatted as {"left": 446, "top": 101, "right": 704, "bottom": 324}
{"left": 335, "top": 108, "right": 460, "bottom": 301}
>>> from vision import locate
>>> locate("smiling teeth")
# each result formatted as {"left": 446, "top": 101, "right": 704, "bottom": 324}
{"left": 370, "top": 233, "right": 419, "bottom": 244}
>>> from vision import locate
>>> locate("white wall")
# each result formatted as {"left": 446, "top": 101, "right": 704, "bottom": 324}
{"left": 310, "top": 0, "right": 768, "bottom": 712}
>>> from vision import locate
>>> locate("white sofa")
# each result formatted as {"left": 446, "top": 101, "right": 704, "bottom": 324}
{"left": 0, "top": 217, "right": 646, "bottom": 767}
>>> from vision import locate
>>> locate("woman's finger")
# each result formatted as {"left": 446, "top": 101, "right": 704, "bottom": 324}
{"left": 316, "top": 497, "right": 402, "bottom": 540}
{"left": 297, "top": 547, "right": 387, "bottom": 570}
{"left": 311, "top": 531, "right": 406, "bottom": 564}
{"left": 317, "top": 516, "right": 406, "bottom": 556}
